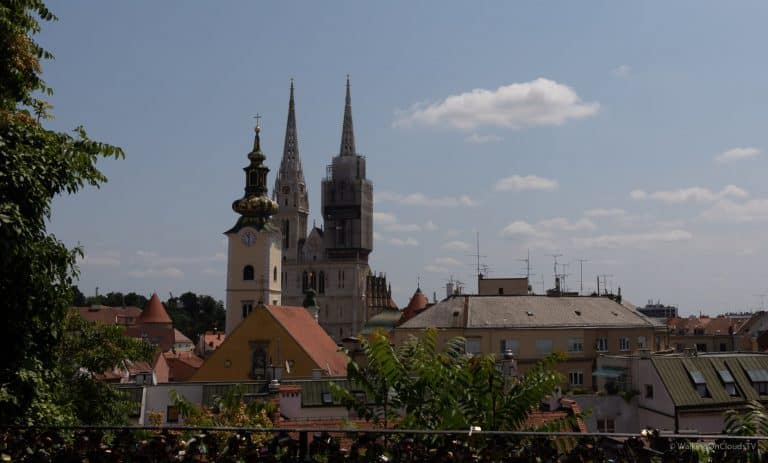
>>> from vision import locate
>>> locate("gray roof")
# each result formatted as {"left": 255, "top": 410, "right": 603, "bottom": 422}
{"left": 397, "top": 295, "right": 657, "bottom": 330}
{"left": 652, "top": 353, "right": 768, "bottom": 408}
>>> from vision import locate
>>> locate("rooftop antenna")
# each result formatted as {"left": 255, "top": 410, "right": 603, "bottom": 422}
{"left": 547, "top": 253, "right": 562, "bottom": 288}
{"left": 539, "top": 274, "right": 546, "bottom": 294}
{"left": 598, "top": 274, "right": 614, "bottom": 295}
{"left": 517, "top": 249, "right": 532, "bottom": 280}
{"left": 470, "top": 231, "right": 487, "bottom": 291}
{"left": 576, "top": 258, "right": 589, "bottom": 295}
{"left": 559, "top": 263, "right": 570, "bottom": 292}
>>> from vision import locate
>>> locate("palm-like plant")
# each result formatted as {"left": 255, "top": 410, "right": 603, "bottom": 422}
{"left": 723, "top": 400, "right": 768, "bottom": 462}
{"left": 332, "top": 328, "right": 565, "bottom": 431}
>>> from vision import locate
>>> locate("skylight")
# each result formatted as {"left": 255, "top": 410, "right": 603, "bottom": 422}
{"left": 747, "top": 369, "right": 768, "bottom": 382}
{"left": 688, "top": 370, "right": 706, "bottom": 385}
{"left": 718, "top": 370, "right": 735, "bottom": 384}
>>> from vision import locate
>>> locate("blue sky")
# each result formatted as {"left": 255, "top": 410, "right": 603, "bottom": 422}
{"left": 43, "top": 1, "right": 768, "bottom": 315}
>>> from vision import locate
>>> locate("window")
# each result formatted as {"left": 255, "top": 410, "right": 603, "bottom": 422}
{"left": 596, "top": 337, "right": 609, "bottom": 352}
{"left": 500, "top": 339, "right": 519, "bottom": 355}
{"left": 309, "top": 271, "right": 316, "bottom": 290}
{"left": 719, "top": 370, "right": 738, "bottom": 396}
{"left": 696, "top": 343, "right": 707, "bottom": 352}
{"left": 282, "top": 220, "right": 290, "bottom": 249}
{"left": 302, "top": 271, "right": 308, "bottom": 291}
{"left": 689, "top": 370, "right": 708, "bottom": 397}
{"left": 243, "top": 265, "right": 254, "bottom": 281}
{"left": 241, "top": 302, "right": 253, "bottom": 319}
{"left": 720, "top": 343, "right": 728, "bottom": 352}
{"left": 645, "top": 384, "right": 654, "bottom": 399}
{"left": 166, "top": 405, "right": 180, "bottom": 423}
{"left": 597, "top": 418, "right": 615, "bottom": 433}
{"left": 273, "top": 266, "right": 277, "bottom": 282}
{"left": 498, "top": 287, "right": 504, "bottom": 295}
{"left": 318, "top": 271, "right": 325, "bottom": 294}
{"left": 465, "top": 338, "right": 482, "bottom": 355}
{"left": 619, "top": 337, "right": 630, "bottom": 352}
{"left": 747, "top": 369, "right": 768, "bottom": 394}
{"left": 536, "top": 339, "right": 553, "bottom": 356}
{"left": 321, "top": 392, "right": 334, "bottom": 404}
{"left": 637, "top": 336, "right": 647, "bottom": 349}
{"left": 568, "top": 370, "right": 584, "bottom": 387}
{"left": 568, "top": 338, "right": 584, "bottom": 353}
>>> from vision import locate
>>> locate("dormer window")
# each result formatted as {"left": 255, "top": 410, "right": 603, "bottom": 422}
{"left": 688, "top": 370, "right": 709, "bottom": 397}
{"left": 718, "top": 369, "right": 738, "bottom": 396}
{"left": 747, "top": 369, "right": 768, "bottom": 395}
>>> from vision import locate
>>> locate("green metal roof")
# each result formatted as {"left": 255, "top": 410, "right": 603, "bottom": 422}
{"left": 360, "top": 308, "right": 402, "bottom": 335}
{"left": 652, "top": 354, "right": 768, "bottom": 408}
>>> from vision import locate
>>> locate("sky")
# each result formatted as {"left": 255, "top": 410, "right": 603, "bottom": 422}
{"left": 41, "top": 1, "right": 768, "bottom": 315}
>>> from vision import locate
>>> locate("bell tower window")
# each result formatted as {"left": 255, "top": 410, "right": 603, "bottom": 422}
{"left": 243, "top": 265, "right": 254, "bottom": 281}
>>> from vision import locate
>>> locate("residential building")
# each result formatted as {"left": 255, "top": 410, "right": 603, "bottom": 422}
{"left": 589, "top": 351, "right": 768, "bottom": 433}
{"left": 193, "top": 302, "right": 347, "bottom": 382}
{"left": 636, "top": 300, "right": 678, "bottom": 320}
{"left": 393, "top": 293, "right": 667, "bottom": 391}
{"left": 667, "top": 315, "right": 752, "bottom": 352}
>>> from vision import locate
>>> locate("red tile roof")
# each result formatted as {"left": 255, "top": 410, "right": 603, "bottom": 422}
{"left": 266, "top": 305, "right": 348, "bottom": 376}
{"left": 138, "top": 293, "right": 172, "bottom": 324}
{"left": 398, "top": 288, "right": 429, "bottom": 325}
{"left": 201, "top": 330, "right": 226, "bottom": 349}
{"left": 163, "top": 351, "right": 204, "bottom": 381}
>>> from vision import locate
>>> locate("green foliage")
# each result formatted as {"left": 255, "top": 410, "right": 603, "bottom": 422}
{"left": 0, "top": 0, "right": 132, "bottom": 425}
{"left": 166, "top": 292, "right": 225, "bottom": 342}
{"left": 332, "top": 329, "right": 565, "bottom": 431}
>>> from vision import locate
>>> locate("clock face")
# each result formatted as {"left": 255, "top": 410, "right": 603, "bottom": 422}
{"left": 241, "top": 230, "right": 257, "bottom": 247}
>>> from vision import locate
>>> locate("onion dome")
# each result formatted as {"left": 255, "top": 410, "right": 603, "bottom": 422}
{"left": 231, "top": 121, "right": 279, "bottom": 231}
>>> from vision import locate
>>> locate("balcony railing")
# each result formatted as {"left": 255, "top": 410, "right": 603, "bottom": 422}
{"left": 1, "top": 425, "right": 767, "bottom": 462}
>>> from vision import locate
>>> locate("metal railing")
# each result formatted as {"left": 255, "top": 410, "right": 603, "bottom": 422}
{"left": 2, "top": 425, "right": 767, "bottom": 462}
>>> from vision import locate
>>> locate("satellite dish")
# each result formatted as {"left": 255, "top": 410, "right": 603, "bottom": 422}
{"left": 285, "top": 360, "right": 291, "bottom": 374}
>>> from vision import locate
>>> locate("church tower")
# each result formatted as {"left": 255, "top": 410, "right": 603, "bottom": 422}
{"left": 225, "top": 120, "right": 281, "bottom": 334}
{"left": 273, "top": 80, "right": 309, "bottom": 263}
{"left": 321, "top": 76, "right": 374, "bottom": 260}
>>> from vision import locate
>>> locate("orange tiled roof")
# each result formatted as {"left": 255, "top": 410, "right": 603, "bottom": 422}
{"left": 163, "top": 351, "right": 204, "bottom": 381}
{"left": 202, "top": 330, "right": 226, "bottom": 349}
{"left": 398, "top": 288, "right": 429, "bottom": 325}
{"left": 138, "top": 293, "right": 172, "bottom": 324}
{"left": 266, "top": 305, "right": 347, "bottom": 376}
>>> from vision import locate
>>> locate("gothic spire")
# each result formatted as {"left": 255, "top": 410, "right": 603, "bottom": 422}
{"left": 277, "top": 79, "right": 305, "bottom": 183}
{"left": 339, "top": 75, "right": 356, "bottom": 156}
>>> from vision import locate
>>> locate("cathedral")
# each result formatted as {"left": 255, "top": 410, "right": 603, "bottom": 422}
{"left": 224, "top": 78, "right": 394, "bottom": 341}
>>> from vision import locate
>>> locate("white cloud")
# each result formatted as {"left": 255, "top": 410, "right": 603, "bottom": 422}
{"left": 434, "top": 257, "right": 461, "bottom": 267}
{"left": 443, "top": 240, "right": 471, "bottom": 251}
{"left": 79, "top": 250, "right": 121, "bottom": 266}
{"left": 715, "top": 147, "right": 761, "bottom": 163}
{"left": 584, "top": 208, "right": 626, "bottom": 218}
{"left": 702, "top": 198, "right": 768, "bottom": 222}
{"left": 127, "top": 267, "right": 185, "bottom": 279}
{"left": 377, "top": 191, "right": 477, "bottom": 208}
{"left": 389, "top": 237, "right": 419, "bottom": 247}
{"left": 425, "top": 265, "right": 448, "bottom": 273}
{"left": 630, "top": 185, "right": 748, "bottom": 203}
{"left": 494, "top": 174, "right": 559, "bottom": 192}
{"left": 135, "top": 251, "right": 226, "bottom": 266}
{"left": 613, "top": 65, "right": 631, "bottom": 78}
{"left": 574, "top": 230, "right": 693, "bottom": 248}
{"left": 393, "top": 78, "right": 599, "bottom": 130}
{"left": 537, "top": 217, "right": 596, "bottom": 232}
{"left": 501, "top": 221, "right": 538, "bottom": 237}
{"left": 465, "top": 133, "right": 502, "bottom": 144}
{"left": 374, "top": 211, "right": 437, "bottom": 232}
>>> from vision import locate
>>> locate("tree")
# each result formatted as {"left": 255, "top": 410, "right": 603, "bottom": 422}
{"left": 165, "top": 292, "right": 225, "bottom": 342}
{"left": 0, "top": 1, "right": 131, "bottom": 424}
{"left": 332, "top": 329, "right": 566, "bottom": 431}
{"left": 71, "top": 285, "right": 87, "bottom": 306}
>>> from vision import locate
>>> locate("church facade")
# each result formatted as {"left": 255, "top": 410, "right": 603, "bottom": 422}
{"left": 225, "top": 79, "right": 393, "bottom": 341}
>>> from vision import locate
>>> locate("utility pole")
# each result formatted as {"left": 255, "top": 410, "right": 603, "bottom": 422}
{"left": 576, "top": 258, "right": 589, "bottom": 295}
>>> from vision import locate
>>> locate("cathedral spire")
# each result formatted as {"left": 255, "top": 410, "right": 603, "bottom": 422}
{"left": 277, "top": 79, "right": 305, "bottom": 182}
{"left": 339, "top": 75, "right": 357, "bottom": 156}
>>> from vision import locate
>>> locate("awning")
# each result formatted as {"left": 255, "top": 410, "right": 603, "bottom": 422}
{"left": 592, "top": 368, "right": 626, "bottom": 378}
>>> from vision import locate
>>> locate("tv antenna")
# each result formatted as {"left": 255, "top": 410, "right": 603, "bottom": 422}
{"left": 597, "top": 274, "right": 614, "bottom": 295}
{"left": 576, "top": 258, "right": 589, "bottom": 295}
{"left": 517, "top": 249, "right": 532, "bottom": 280}
{"left": 470, "top": 231, "right": 487, "bottom": 285}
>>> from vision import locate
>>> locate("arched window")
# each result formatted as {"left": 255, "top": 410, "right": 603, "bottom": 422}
{"left": 318, "top": 271, "right": 325, "bottom": 294}
{"left": 273, "top": 266, "right": 278, "bottom": 282}
{"left": 309, "top": 271, "right": 316, "bottom": 290}
{"left": 302, "top": 271, "right": 308, "bottom": 291}
{"left": 243, "top": 265, "right": 254, "bottom": 281}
